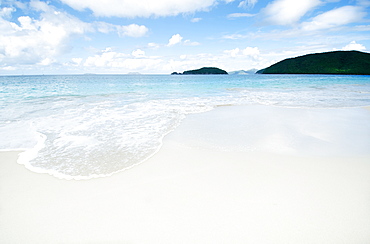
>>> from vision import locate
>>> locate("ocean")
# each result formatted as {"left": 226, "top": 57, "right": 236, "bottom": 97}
{"left": 1, "top": 74, "right": 370, "bottom": 179}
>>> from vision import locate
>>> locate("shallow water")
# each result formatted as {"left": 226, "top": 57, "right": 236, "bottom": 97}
{"left": 1, "top": 74, "right": 370, "bottom": 179}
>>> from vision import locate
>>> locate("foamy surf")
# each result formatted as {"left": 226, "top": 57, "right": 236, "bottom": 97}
{"left": 12, "top": 98, "right": 215, "bottom": 180}
{"left": 1, "top": 74, "right": 370, "bottom": 179}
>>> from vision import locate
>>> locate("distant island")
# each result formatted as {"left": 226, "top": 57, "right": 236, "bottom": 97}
{"left": 229, "top": 69, "right": 258, "bottom": 75}
{"left": 257, "top": 51, "right": 370, "bottom": 75}
{"left": 172, "top": 67, "right": 228, "bottom": 75}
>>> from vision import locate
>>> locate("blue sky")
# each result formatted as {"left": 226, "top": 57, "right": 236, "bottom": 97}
{"left": 0, "top": 0, "right": 369, "bottom": 74}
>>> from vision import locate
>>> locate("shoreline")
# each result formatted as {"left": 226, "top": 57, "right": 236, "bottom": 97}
{"left": 1, "top": 105, "right": 370, "bottom": 243}
{"left": 5, "top": 105, "right": 370, "bottom": 180}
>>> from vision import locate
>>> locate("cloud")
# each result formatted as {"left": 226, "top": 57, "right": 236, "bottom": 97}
{"left": 84, "top": 49, "right": 129, "bottom": 67}
{"left": 184, "top": 40, "right": 200, "bottom": 46}
{"left": 357, "top": 0, "right": 370, "bottom": 7}
{"left": 263, "top": 0, "right": 321, "bottom": 25}
{"left": 60, "top": 0, "right": 231, "bottom": 18}
{"left": 224, "top": 46, "right": 260, "bottom": 59}
{"left": 167, "top": 34, "right": 183, "bottom": 46}
{"left": 148, "top": 42, "right": 160, "bottom": 49}
{"left": 242, "top": 46, "right": 260, "bottom": 57}
{"left": 341, "top": 41, "right": 366, "bottom": 51}
{"left": 93, "top": 22, "right": 148, "bottom": 37}
{"left": 0, "top": 7, "right": 15, "bottom": 18}
{"left": 0, "top": 1, "right": 149, "bottom": 69}
{"left": 165, "top": 49, "right": 269, "bottom": 74}
{"left": 225, "top": 48, "right": 241, "bottom": 57}
{"left": 117, "top": 24, "right": 148, "bottom": 37}
{"left": 71, "top": 58, "right": 83, "bottom": 65}
{"left": 301, "top": 6, "right": 366, "bottom": 31}
{"left": 238, "top": 0, "right": 258, "bottom": 8}
{"left": 79, "top": 46, "right": 266, "bottom": 74}
{"left": 222, "top": 34, "right": 248, "bottom": 39}
{"left": 166, "top": 34, "right": 199, "bottom": 47}
{"left": 0, "top": 1, "right": 91, "bottom": 66}
{"left": 191, "top": 17, "right": 202, "bottom": 22}
{"left": 227, "top": 13, "right": 255, "bottom": 18}
{"left": 353, "top": 25, "right": 370, "bottom": 31}
{"left": 131, "top": 49, "right": 146, "bottom": 58}
{"left": 83, "top": 48, "right": 163, "bottom": 72}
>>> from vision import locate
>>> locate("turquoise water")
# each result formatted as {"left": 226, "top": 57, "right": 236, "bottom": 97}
{"left": 1, "top": 74, "right": 370, "bottom": 179}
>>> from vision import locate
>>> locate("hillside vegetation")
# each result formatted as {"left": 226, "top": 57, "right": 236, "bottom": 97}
{"left": 257, "top": 51, "right": 370, "bottom": 75}
{"left": 172, "top": 67, "right": 228, "bottom": 75}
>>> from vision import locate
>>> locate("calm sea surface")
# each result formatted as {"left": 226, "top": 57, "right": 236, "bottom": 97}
{"left": 1, "top": 74, "right": 370, "bottom": 179}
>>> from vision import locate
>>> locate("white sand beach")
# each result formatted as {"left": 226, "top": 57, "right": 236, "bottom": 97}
{"left": 1, "top": 105, "right": 370, "bottom": 244}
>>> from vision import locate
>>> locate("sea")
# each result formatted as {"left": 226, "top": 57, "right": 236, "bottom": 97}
{"left": 1, "top": 74, "right": 370, "bottom": 179}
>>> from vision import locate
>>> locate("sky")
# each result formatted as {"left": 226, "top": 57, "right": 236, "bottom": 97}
{"left": 0, "top": 0, "right": 369, "bottom": 74}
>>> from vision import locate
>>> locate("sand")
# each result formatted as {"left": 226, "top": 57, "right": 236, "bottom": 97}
{"left": 1, "top": 105, "right": 370, "bottom": 244}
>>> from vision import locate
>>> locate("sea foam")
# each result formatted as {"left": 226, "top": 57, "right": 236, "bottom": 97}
{"left": 1, "top": 74, "right": 370, "bottom": 179}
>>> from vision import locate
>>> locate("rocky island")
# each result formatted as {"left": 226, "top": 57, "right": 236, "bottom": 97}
{"left": 257, "top": 51, "right": 370, "bottom": 75}
{"left": 172, "top": 67, "right": 228, "bottom": 75}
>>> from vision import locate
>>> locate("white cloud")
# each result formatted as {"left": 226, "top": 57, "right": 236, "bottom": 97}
{"left": 132, "top": 49, "right": 146, "bottom": 58}
{"left": 263, "top": 0, "right": 321, "bottom": 25}
{"left": 166, "top": 34, "right": 199, "bottom": 47}
{"left": 225, "top": 48, "right": 241, "bottom": 57}
{"left": 83, "top": 48, "right": 163, "bottom": 72}
{"left": 29, "top": 0, "right": 50, "bottom": 12}
{"left": 357, "top": 0, "right": 370, "bottom": 7}
{"left": 242, "top": 46, "right": 260, "bottom": 58}
{"left": 0, "top": 1, "right": 149, "bottom": 70}
{"left": 164, "top": 49, "right": 269, "bottom": 74}
{"left": 341, "top": 41, "right": 366, "bottom": 51}
{"left": 301, "top": 6, "right": 366, "bottom": 31}
{"left": 222, "top": 34, "right": 248, "bottom": 39}
{"left": 38, "top": 57, "right": 55, "bottom": 66}
{"left": 224, "top": 46, "right": 260, "bottom": 59}
{"left": 191, "top": 18, "right": 202, "bottom": 22}
{"left": 93, "top": 22, "right": 116, "bottom": 33}
{"left": 72, "top": 58, "right": 83, "bottom": 65}
{"left": 84, "top": 49, "right": 128, "bottom": 67}
{"left": 184, "top": 40, "right": 200, "bottom": 46}
{"left": 117, "top": 24, "right": 148, "bottom": 38}
{"left": 354, "top": 25, "right": 370, "bottom": 31}
{"left": 227, "top": 13, "right": 255, "bottom": 18}
{"left": 167, "top": 34, "right": 183, "bottom": 46}
{"left": 238, "top": 0, "right": 258, "bottom": 8}
{"left": 164, "top": 53, "right": 223, "bottom": 73}
{"left": 0, "top": 1, "right": 91, "bottom": 66}
{"left": 93, "top": 22, "right": 148, "bottom": 37}
{"left": 60, "top": 0, "right": 230, "bottom": 18}
{"left": 148, "top": 42, "right": 160, "bottom": 49}
{"left": 0, "top": 7, "right": 15, "bottom": 18}
{"left": 78, "top": 46, "right": 266, "bottom": 74}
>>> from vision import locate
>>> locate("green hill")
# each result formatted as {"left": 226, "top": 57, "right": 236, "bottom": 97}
{"left": 172, "top": 67, "right": 228, "bottom": 75}
{"left": 257, "top": 51, "right": 370, "bottom": 75}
